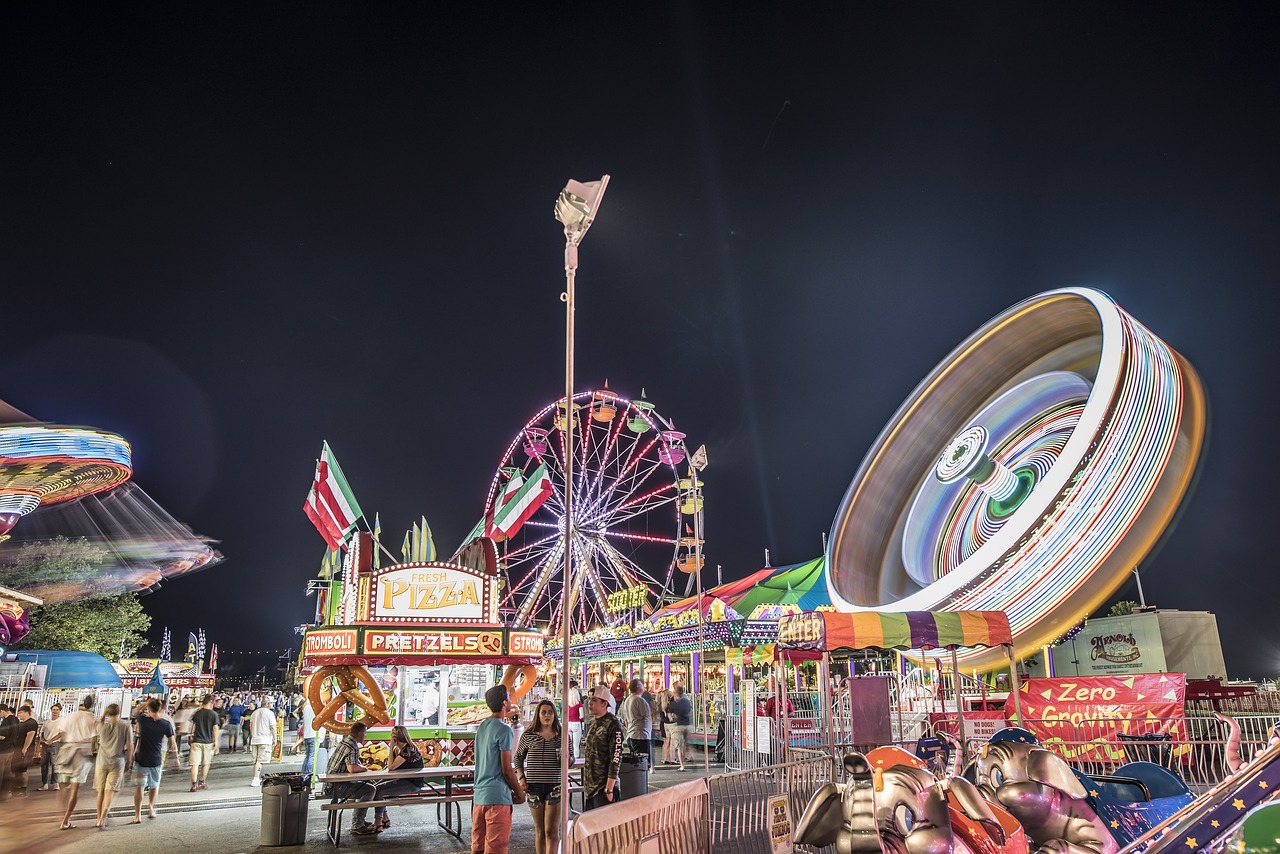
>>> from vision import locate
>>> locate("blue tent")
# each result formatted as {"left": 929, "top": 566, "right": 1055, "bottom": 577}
{"left": 9, "top": 650, "right": 123, "bottom": 688}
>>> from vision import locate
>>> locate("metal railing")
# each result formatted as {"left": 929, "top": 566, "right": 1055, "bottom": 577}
{"left": 709, "top": 754, "right": 837, "bottom": 853}
{"left": 566, "top": 778, "right": 710, "bottom": 854}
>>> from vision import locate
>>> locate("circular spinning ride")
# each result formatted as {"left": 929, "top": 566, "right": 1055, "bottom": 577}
{"left": 826, "top": 288, "right": 1207, "bottom": 670}
{"left": 0, "top": 424, "right": 132, "bottom": 540}
{"left": 484, "top": 386, "right": 689, "bottom": 637}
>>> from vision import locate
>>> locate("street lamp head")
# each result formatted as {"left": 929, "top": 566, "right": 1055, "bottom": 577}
{"left": 555, "top": 176, "right": 611, "bottom": 242}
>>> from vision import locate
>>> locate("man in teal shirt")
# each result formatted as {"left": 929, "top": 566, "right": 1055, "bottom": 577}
{"left": 472, "top": 684, "right": 525, "bottom": 854}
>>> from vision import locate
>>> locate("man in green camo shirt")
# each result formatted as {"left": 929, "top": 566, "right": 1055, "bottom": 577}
{"left": 581, "top": 686, "right": 623, "bottom": 809}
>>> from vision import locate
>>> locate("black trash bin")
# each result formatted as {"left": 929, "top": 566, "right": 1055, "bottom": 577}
{"left": 1117, "top": 732, "right": 1173, "bottom": 768}
{"left": 618, "top": 752, "right": 649, "bottom": 801}
{"left": 261, "top": 772, "right": 312, "bottom": 846}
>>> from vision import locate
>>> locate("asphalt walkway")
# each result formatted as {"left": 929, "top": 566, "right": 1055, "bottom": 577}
{"left": 0, "top": 739, "right": 717, "bottom": 853}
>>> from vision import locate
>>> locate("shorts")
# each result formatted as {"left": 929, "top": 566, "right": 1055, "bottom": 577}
{"left": 95, "top": 759, "right": 126, "bottom": 792}
{"left": 524, "top": 780, "right": 562, "bottom": 808}
{"left": 133, "top": 764, "right": 163, "bottom": 790}
{"left": 249, "top": 743, "right": 271, "bottom": 763}
{"left": 190, "top": 742, "right": 215, "bottom": 768}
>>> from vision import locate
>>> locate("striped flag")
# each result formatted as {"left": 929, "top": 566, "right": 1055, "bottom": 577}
{"left": 303, "top": 441, "right": 364, "bottom": 551}
{"left": 210, "top": 644, "right": 219, "bottom": 674}
{"left": 490, "top": 462, "right": 552, "bottom": 539}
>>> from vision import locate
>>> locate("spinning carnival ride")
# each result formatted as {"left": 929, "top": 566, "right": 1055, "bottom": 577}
{"left": 826, "top": 288, "right": 1207, "bottom": 670}
{"left": 483, "top": 386, "right": 696, "bottom": 637}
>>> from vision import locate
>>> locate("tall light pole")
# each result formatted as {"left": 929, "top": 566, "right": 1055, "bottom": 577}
{"left": 554, "top": 174, "right": 609, "bottom": 848}
{"left": 688, "top": 444, "right": 710, "bottom": 783}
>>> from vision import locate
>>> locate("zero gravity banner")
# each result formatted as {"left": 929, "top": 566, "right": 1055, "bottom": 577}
{"left": 1005, "top": 673, "right": 1187, "bottom": 761}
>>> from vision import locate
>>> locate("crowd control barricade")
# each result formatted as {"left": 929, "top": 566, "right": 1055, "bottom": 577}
{"left": 565, "top": 778, "right": 709, "bottom": 854}
{"left": 708, "top": 754, "right": 837, "bottom": 853}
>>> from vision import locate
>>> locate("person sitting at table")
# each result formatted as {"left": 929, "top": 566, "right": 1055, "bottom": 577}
{"left": 368, "top": 726, "right": 425, "bottom": 831}
{"left": 323, "top": 721, "right": 379, "bottom": 836}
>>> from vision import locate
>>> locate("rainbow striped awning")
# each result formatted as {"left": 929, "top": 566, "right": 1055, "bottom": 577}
{"left": 777, "top": 610, "right": 1012, "bottom": 656}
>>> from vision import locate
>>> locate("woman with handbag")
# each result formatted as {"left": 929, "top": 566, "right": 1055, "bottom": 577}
{"left": 515, "top": 699, "right": 573, "bottom": 854}
{"left": 93, "top": 704, "right": 133, "bottom": 829}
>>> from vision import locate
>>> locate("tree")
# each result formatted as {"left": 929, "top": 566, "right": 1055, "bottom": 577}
{"left": 1108, "top": 600, "right": 1138, "bottom": 617}
{"left": 16, "top": 592, "right": 151, "bottom": 659}
{"left": 1, "top": 535, "right": 152, "bottom": 658}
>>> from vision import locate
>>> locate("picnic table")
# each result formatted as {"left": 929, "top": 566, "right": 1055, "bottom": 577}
{"left": 318, "top": 765, "right": 475, "bottom": 846}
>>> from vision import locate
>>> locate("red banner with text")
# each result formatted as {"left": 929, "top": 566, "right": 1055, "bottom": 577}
{"left": 1005, "top": 674, "right": 1187, "bottom": 762}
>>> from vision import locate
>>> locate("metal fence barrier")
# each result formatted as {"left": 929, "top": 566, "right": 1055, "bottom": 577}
{"left": 709, "top": 754, "right": 837, "bottom": 853}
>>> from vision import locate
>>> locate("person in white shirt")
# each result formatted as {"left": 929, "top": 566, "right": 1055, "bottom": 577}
{"left": 56, "top": 695, "right": 99, "bottom": 830}
{"left": 38, "top": 703, "right": 64, "bottom": 791}
{"left": 248, "top": 703, "right": 277, "bottom": 786}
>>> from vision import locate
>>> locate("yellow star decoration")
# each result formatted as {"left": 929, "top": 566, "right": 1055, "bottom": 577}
{"left": 1259, "top": 781, "right": 1268, "bottom": 789}
{"left": 1110, "top": 821, "right": 1120, "bottom": 829}
{"left": 1185, "top": 838, "right": 1197, "bottom": 849}
{"left": 1090, "top": 790, "right": 1099, "bottom": 797}
{"left": 1233, "top": 798, "right": 1246, "bottom": 810}
{"left": 1210, "top": 821, "right": 1220, "bottom": 829}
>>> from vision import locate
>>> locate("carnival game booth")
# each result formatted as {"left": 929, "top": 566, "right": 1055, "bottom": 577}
{"left": 545, "top": 557, "right": 835, "bottom": 751}
{"left": 776, "top": 610, "right": 1024, "bottom": 766}
{"left": 301, "top": 533, "right": 545, "bottom": 768}
{"left": 3, "top": 650, "right": 128, "bottom": 718}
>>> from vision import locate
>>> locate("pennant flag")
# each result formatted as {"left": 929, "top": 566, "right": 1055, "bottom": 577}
{"left": 372, "top": 513, "right": 382, "bottom": 569}
{"left": 319, "top": 547, "right": 342, "bottom": 580}
{"left": 143, "top": 662, "right": 167, "bottom": 695}
{"left": 490, "top": 463, "right": 552, "bottom": 539}
{"left": 160, "top": 628, "right": 171, "bottom": 662}
{"left": 197, "top": 629, "right": 207, "bottom": 666}
{"left": 401, "top": 530, "right": 412, "bottom": 564}
{"left": 303, "top": 441, "right": 364, "bottom": 551}
{"left": 210, "top": 644, "right": 219, "bottom": 674}
{"left": 186, "top": 632, "right": 198, "bottom": 662}
{"left": 411, "top": 516, "right": 437, "bottom": 562}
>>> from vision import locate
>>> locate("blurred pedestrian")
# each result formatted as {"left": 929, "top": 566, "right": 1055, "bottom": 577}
{"left": 248, "top": 700, "right": 276, "bottom": 786}
{"left": 131, "top": 698, "right": 174, "bottom": 822}
{"left": 93, "top": 704, "right": 132, "bottom": 828}
{"left": 188, "top": 695, "right": 220, "bottom": 791}
{"left": 38, "top": 703, "right": 63, "bottom": 791}
{"left": 57, "top": 694, "right": 98, "bottom": 829}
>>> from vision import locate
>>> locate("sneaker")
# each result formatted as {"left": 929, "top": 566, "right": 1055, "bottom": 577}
{"left": 251, "top": 777, "right": 261, "bottom": 787}
{"left": 37, "top": 785, "right": 49, "bottom": 791}
{"left": 190, "top": 784, "right": 199, "bottom": 792}
{"left": 53, "top": 783, "right": 60, "bottom": 791}
{"left": 351, "top": 823, "right": 378, "bottom": 836}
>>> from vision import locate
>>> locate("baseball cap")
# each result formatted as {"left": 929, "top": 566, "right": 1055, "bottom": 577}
{"left": 589, "top": 686, "right": 615, "bottom": 709}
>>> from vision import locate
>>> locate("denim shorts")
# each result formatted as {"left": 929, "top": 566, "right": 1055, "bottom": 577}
{"left": 133, "top": 764, "right": 163, "bottom": 790}
{"left": 524, "top": 780, "right": 562, "bottom": 807}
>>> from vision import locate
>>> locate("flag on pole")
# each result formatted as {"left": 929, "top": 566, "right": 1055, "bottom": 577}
{"left": 210, "top": 644, "right": 219, "bottom": 674}
{"left": 411, "top": 516, "right": 437, "bottom": 562}
{"left": 490, "top": 462, "right": 552, "bottom": 539}
{"left": 186, "top": 632, "right": 198, "bottom": 662}
{"left": 401, "top": 530, "right": 412, "bottom": 564}
{"left": 372, "top": 512, "right": 382, "bottom": 569}
{"left": 303, "top": 441, "right": 364, "bottom": 551}
{"left": 160, "top": 628, "right": 171, "bottom": 662}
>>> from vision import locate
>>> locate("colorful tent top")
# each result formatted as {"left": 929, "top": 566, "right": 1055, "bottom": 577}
{"left": 9, "top": 650, "right": 124, "bottom": 688}
{"left": 650, "top": 557, "right": 830, "bottom": 624}
{"left": 777, "top": 610, "right": 1012, "bottom": 657}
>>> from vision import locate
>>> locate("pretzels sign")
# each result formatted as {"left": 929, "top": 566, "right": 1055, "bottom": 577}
{"left": 305, "top": 665, "right": 391, "bottom": 735}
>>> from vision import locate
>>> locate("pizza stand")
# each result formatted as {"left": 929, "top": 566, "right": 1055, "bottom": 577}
{"left": 300, "top": 533, "right": 545, "bottom": 767}
{"left": 776, "top": 609, "right": 1024, "bottom": 754}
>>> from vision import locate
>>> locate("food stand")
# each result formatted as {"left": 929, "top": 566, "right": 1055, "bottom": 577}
{"left": 300, "top": 533, "right": 545, "bottom": 766}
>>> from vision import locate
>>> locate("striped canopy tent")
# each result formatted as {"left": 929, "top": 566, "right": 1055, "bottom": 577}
{"left": 777, "top": 609, "right": 1012, "bottom": 658}
{"left": 648, "top": 566, "right": 775, "bottom": 622}
{"left": 651, "top": 557, "right": 830, "bottom": 623}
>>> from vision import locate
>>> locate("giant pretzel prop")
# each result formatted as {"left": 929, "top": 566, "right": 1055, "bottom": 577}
{"left": 500, "top": 663, "right": 538, "bottom": 703}
{"left": 305, "top": 665, "right": 391, "bottom": 735}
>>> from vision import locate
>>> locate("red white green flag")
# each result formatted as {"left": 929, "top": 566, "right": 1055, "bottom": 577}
{"left": 489, "top": 462, "right": 552, "bottom": 539}
{"left": 303, "top": 441, "right": 364, "bottom": 551}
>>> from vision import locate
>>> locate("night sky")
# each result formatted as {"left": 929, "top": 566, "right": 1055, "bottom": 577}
{"left": 5, "top": 5, "right": 1279, "bottom": 678}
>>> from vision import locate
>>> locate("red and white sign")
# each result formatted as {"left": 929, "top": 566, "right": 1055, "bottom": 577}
{"left": 1006, "top": 674, "right": 1187, "bottom": 761}
{"left": 509, "top": 631, "right": 545, "bottom": 658}
{"left": 304, "top": 628, "right": 360, "bottom": 658}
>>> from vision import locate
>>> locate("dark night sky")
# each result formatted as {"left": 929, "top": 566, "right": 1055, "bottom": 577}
{"left": 5, "top": 5, "right": 1279, "bottom": 677}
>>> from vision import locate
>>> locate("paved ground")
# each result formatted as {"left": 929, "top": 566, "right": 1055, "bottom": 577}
{"left": 0, "top": 741, "right": 717, "bottom": 854}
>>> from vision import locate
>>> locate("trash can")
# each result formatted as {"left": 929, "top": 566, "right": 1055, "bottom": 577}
{"left": 261, "top": 772, "right": 312, "bottom": 846}
{"left": 1117, "top": 732, "right": 1173, "bottom": 768}
{"left": 618, "top": 752, "right": 649, "bottom": 801}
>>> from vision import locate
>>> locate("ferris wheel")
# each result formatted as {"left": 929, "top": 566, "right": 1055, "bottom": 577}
{"left": 482, "top": 385, "right": 701, "bottom": 637}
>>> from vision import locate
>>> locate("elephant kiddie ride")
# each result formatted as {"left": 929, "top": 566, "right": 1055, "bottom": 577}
{"left": 780, "top": 611, "right": 1195, "bottom": 854}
